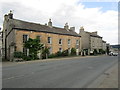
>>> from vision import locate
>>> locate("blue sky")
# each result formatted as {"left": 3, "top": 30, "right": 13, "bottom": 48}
{"left": 81, "top": 2, "right": 118, "bottom": 12}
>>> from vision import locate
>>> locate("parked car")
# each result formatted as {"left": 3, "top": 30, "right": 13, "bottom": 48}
{"left": 109, "top": 52, "right": 118, "bottom": 56}
{"left": 112, "top": 52, "right": 118, "bottom": 56}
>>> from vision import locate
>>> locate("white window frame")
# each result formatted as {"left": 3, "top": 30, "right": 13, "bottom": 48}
{"left": 76, "top": 40, "right": 79, "bottom": 45}
{"left": 49, "top": 47, "right": 52, "bottom": 54}
{"left": 59, "top": 48, "right": 62, "bottom": 52}
{"left": 59, "top": 39, "right": 62, "bottom": 45}
{"left": 23, "top": 34, "right": 29, "bottom": 43}
{"left": 48, "top": 37, "right": 52, "bottom": 44}
{"left": 68, "top": 39, "right": 71, "bottom": 45}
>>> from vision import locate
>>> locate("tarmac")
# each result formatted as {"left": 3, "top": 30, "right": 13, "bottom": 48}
{"left": 2, "top": 55, "right": 118, "bottom": 88}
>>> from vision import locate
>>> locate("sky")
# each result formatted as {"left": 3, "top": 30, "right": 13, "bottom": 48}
{"left": 0, "top": 0, "right": 118, "bottom": 45}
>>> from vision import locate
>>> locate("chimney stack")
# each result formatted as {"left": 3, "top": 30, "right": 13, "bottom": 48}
{"left": 8, "top": 10, "right": 13, "bottom": 19}
{"left": 79, "top": 26, "right": 84, "bottom": 34}
{"left": 48, "top": 19, "right": 52, "bottom": 27}
{"left": 92, "top": 31, "right": 97, "bottom": 35}
{"left": 70, "top": 27, "right": 75, "bottom": 32}
{"left": 64, "top": 22, "right": 69, "bottom": 30}
{"left": 4, "top": 14, "right": 8, "bottom": 21}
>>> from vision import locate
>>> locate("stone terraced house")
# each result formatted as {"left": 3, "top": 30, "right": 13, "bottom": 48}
{"left": 2, "top": 11, "right": 81, "bottom": 61}
{"left": 79, "top": 26, "right": 103, "bottom": 55}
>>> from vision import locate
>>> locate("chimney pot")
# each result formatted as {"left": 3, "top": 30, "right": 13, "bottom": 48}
{"left": 8, "top": 10, "right": 13, "bottom": 19}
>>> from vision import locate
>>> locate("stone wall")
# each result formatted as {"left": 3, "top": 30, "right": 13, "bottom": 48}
{"left": 15, "top": 30, "right": 81, "bottom": 54}
{"left": 90, "top": 36, "right": 102, "bottom": 51}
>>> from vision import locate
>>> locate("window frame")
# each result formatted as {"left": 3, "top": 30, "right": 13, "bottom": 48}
{"left": 59, "top": 48, "right": 62, "bottom": 52}
{"left": 36, "top": 35, "right": 41, "bottom": 42}
{"left": 59, "top": 39, "right": 62, "bottom": 45}
{"left": 23, "top": 34, "right": 28, "bottom": 43}
{"left": 48, "top": 37, "right": 52, "bottom": 44}
{"left": 76, "top": 40, "right": 79, "bottom": 45}
{"left": 68, "top": 39, "right": 71, "bottom": 45}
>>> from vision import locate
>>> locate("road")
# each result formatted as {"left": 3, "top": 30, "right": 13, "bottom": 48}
{"left": 2, "top": 56, "right": 118, "bottom": 88}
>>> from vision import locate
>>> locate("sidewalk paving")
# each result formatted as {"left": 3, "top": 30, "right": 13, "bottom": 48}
{"left": 2, "top": 55, "right": 104, "bottom": 67}
{"left": 98, "top": 63, "right": 118, "bottom": 88}
{"left": 87, "top": 63, "right": 118, "bottom": 88}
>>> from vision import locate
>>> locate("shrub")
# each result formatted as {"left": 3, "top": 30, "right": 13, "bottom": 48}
{"left": 62, "top": 49, "right": 69, "bottom": 56}
{"left": 14, "top": 52, "right": 23, "bottom": 58}
{"left": 56, "top": 51, "right": 62, "bottom": 57}
{"left": 48, "top": 54, "right": 56, "bottom": 58}
{"left": 24, "top": 38, "right": 44, "bottom": 60}
{"left": 71, "top": 48, "right": 76, "bottom": 56}
{"left": 22, "top": 55, "right": 31, "bottom": 61}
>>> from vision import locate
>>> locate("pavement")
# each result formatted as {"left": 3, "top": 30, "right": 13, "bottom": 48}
{"left": 2, "top": 55, "right": 105, "bottom": 67}
{"left": 98, "top": 63, "right": 118, "bottom": 88}
{"left": 2, "top": 55, "right": 118, "bottom": 88}
{"left": 87, "top": 63, "right": 118, "bottom": 88}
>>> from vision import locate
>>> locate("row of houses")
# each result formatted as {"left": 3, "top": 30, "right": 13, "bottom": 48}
{"left": 1, "top": 11, "right": 108, "bottom": 61}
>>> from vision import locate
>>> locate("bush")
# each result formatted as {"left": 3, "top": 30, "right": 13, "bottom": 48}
{"left": 14, "top": 52, "right": 23, "bottom": 58}
{"left": 99, "top": 49, "right": 106, "bottom": 54}
{"left": 71, "top": 48, "right": 76, "bottom": 56}
{"left": 48, "top": 54, "right": 56, "bottom": 58}
{"left": 62, "top": 49, "right": 69, "bottom": 56}
{"left": 22, "top": 55, "right": 31, "bottom": 61}
{"left": 56, "top": 51, "right": 62, "bottom": 57}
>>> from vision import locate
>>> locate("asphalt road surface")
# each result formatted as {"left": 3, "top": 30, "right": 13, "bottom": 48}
{"left": 2, "top": 56, "right": 118, "bottom": 88}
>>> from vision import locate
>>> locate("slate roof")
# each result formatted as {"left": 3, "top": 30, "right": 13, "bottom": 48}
{"left": 86, "top": 32, "right": 102, "bottom": 38}
{"left": 11, "top": 19, "right": 80, "bottom": 37}
{"left": 102, "top": 40, "right": 106, "bottom": 43}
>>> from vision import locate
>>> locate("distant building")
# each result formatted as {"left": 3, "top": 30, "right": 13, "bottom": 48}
{"left": 2, "top": 11, "right": 81, "bottom": 61}
{"left": 102, "top": 40, "right": 107, "bottom": 51}
{"left": 110, "top": 44, "right": 120, "bottom": 53}
{"left": 79, "top": 27, "right": 103, "bottom": 55}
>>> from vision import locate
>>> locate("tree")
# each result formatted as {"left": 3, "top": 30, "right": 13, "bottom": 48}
{"left": 24, "top": 38, "right": 44, "bottom": 60}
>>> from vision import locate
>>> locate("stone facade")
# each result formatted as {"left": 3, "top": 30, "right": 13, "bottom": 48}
{"left": 15, "top": 30, "right": 80, "bottom": 54}
{"left": 102, "top": 40, "right": 107, "bottom": 51}
{"left": 2, "top": 12, "right": 81, "bottom": 60}
{"left": 79, "top": 27, "right": 103, "bottom": 55}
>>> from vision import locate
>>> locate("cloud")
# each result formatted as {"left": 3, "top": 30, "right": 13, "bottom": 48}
{"left": 0, "top": 0, "right": 118, "bottom": 44}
